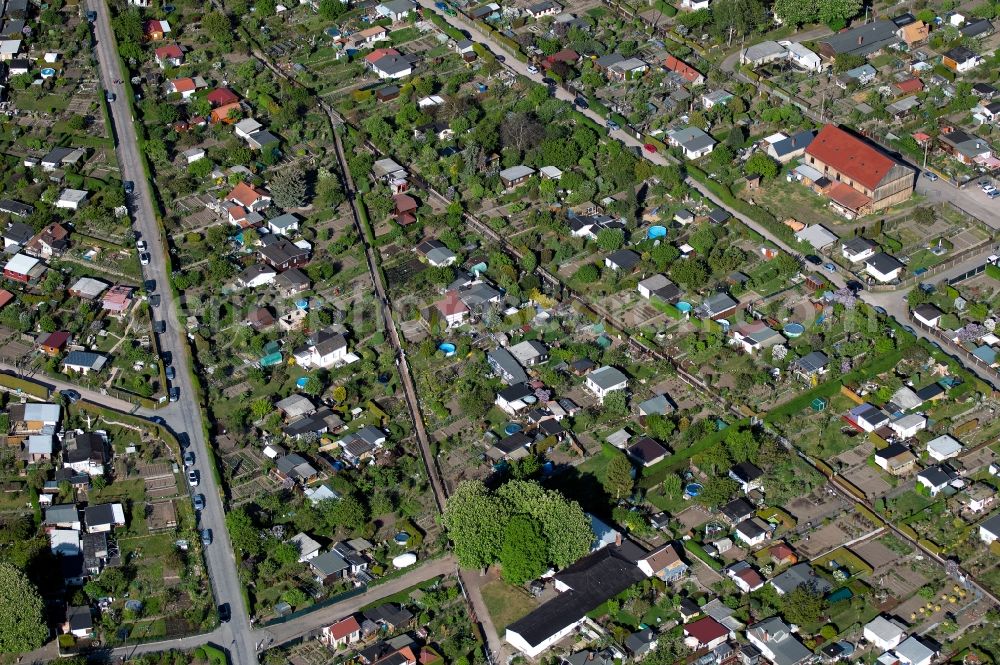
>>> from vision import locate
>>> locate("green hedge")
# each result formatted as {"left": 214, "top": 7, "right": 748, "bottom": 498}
{"left": 426, "top": 11, "right": 465, "bottom": 40}
{"left": 652, "top": 300, "right": 683, "bottom": 319}
{"left": 766, "top": 349, "right": 906, "bottom": 422}
{"left": 687, "top": 165, "right": 796, "bottom": 246}
{"left": 986, "top": 264, "right": 1000, "bottom": 281}
{"left": 684, "top": 540, "right": 722, "bottom": 571}
{"left": 639, "top": 418, "right": 749, "bottom": 488}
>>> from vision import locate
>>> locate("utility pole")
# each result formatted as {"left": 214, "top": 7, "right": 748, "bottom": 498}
{"left": 923, "top": 138, "right": 929, "bottom": 169}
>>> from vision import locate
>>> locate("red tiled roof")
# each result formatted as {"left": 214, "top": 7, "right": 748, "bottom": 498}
{"left": 206, "top": 87, "right": 239, "bottom": 107}
{"left": 365, "top": 48, "right": 400, "bottom": 64}
{"left": 805, "top": 124, "right": 898, "bottom": 191}
{"left": 228, "top": 182, "right": 269, "bottom": 208}
{"left": 684, "top": 617, "right": 728, "bottom": 644}
{"left": 545, "top": 49, "right": 579, "bottom": 65}
{"left": 436, "top": 291, "right": 469, "bottom": 316}
{"left": 0, "top": 290, "right": 13, "bottom": 309}
{"left": 42, "top": 331, "right": 70, "bottom": 349}
{"left": 663, "top": 55, "right": 702, "bottom": 83}
{"left": 394, "top": 193, "right": 417, "bottom": 212}
{"left": 827, "top": 181, "right": 873, "bottom": 212}
{"left": 326, "top": 616, "right": 360, "bottom": 640}
{"left": 170, "top": 77, "right": 196, "bottom": 93}
{"left": 155, "top": 44, "right": 184, "bottom": 60}
{"left": 769, "top": 542, "right": 796, "bottom": 560}
{"left": 896, "top": 77, "right": 923, "bottom": 93}
{"left": 736, "top": 567, "right": 764, "bottom": 588}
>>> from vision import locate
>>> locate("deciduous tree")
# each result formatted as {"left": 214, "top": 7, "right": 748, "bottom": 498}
{"left": 0, "top": 562, "right": 46, "bottom": 653}
{"left": 604, "top": 450, "right": 634, "bottom": 500}
{"left": 499, "top": 515, "right": 548, "bottom": 584}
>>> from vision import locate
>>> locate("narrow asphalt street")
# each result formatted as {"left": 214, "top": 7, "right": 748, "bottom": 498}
{"left": 257, "top": 556, "right": 458, "bottom": 646}
{"left": 87, "top": 1, "right": 257, "bottom": 662}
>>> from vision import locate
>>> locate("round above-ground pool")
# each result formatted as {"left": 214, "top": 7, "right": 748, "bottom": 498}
{"left": 504, "top": 423, "right": 522, "bottom": 436}
{"left": 647, "top": 225, "right": 667, "bottom": 240}
{"left": 438, "top": 342, "right": 456, "bottom": 356}
{"left": 394, "top": 532, "right": 410, "bottom": 544}
{"left": 295, "top": 298, "right": 309, "bottom": 310}
{"left": 685, "top": 483, "right": 703, "bottom": 497}
{"left": 523, "top": 395, "right": 537, "bottom": 404}
{"left": 296, "top": 377, "right": 309, "bottom": 389}
{"left": 41, "top": 68, "right": 55, "bottom": 78}
{"left": 676, "top": 301, "right": 692, "bottom": 313}
{"left": 784, "top": 323, "right": 805, "bottom": 337}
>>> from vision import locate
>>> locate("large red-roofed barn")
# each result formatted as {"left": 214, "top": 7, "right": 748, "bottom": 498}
{"left": 803, "top": 124, "right": 915, "bottom": 216}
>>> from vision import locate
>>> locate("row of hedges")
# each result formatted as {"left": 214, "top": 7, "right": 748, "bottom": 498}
{"left": 687, "top": 165, "right": 797, "bottom": 247}
{"left": 425, "top": 11, "right": 465, "bottom": 41}
{"left": 474, "top": 21, "right": 527, "bottom": 61}
{"left": 684, "top": 540, "right": 722, "bottom": 571}
{"left": 765, "top": 348, "right": 907, "bottom": 422}
{"left": 638, "top": 418, "right": 750, "bottom": 488}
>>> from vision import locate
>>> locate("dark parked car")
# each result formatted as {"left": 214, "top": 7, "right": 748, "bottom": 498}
{"left": 170, "top": 387, "right": 180, "bottom": 402}
{"left": 804, "top": 254, "right": 822, "bottom": 265}
{"left": 144, "top": 279, "right": 156, "bottom": 292}
{"left": 124, "top": 181, "right": 134, "bottom": 195}
{"left": 60, "top": 389, "right": 82, "bottom": 404}
{"left": 166, "top": 366, "right": 175, "bottom": 381}
{"left": 217, "top": 603, "right": 230, "bottom": 623}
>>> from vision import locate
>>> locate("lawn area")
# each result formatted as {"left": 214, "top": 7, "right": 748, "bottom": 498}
{"left": 480, "top": 579, "right": 538, "bottom": 631}
{"left": 888, "top": 490, "right": 935, "bottom": 520}
{"left": 576, "top": 443, "right": 617, "bottom": 485}
{"left": 814, "top": 546, "right": 875, "bottom": 579}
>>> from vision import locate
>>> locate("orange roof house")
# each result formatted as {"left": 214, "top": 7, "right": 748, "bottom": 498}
{"left": 769, "top": 542, "right": 798, "bottom": 566}
{"left": 901, "top": 20, "right": 929, "bottom": 45}
{"left": 663, "top": 55, "right": 704, "bottom": 85}
{"left": 228, "top": 182, "right": 271, "bottom": 211}
{"left": 0, "top": 290, "right": 13, "bottom": 310}
{"left": 211, "top": 102, "right": 242, "bottom": 124}
{"left": 803, "top": 124, "right": 914, "bottom": 213}
{"left": 144, "top": 19, "right": 171, "bottom": 40}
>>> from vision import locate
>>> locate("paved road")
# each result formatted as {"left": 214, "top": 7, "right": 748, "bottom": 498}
{"left": 87, "top": 2, "right": 256, "bottom": 663}
{"left": 258, "top": 556, "right": 457, "bottom": 646}
{"left": 0, "top": 362, "right": 139, "bottom": 412}
{"left": 863, "top": 245, "right": 1000, "bottom": 388}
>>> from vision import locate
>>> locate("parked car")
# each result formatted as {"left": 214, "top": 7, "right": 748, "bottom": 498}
{"left": 526, "top": 64, "right": 539, "bottom": 74}
{"left": 124, "top": 181, "right": 135, "bottom": 195}
{"left": 201, "top": 528, "right": 212, "bottom": 545}
{"left": 183, "top": 451, "right": 195, "bottom": 467}
{"left": 193, "top": 494, "right": 205, "bottom": 511}
{"left": 140, "top": 253, "right": 150, "bottom": 266}
{"left": 105, "top": 91, "right": 116, "bottom": 102}
{"left": 166, "top": 366, "right": 175, "bottom": 381}
{"left": 170, "top": 387, "right": 180, "bottom": 402}
{"left": 144, "top": 279, "right": 156, "bottom": 292}
{"left": 922, "top": 171, "right": 938, "bottom": 181}
{"left": 60, "top": 389, "right": 82, "bottom": 404}
{"left": 804, "top": 255, "right": 822, "bottom": 265}
{"left": 217, "top": 603, "right": 230, "bottom": 623}
{"left": 187, "top": 470, "right": 199, "bottom": 487}
{"left": 643, "top": 143, "right": 657, "bottom": 153}
{"left": 150, "top": 294, "right": 161, "bottom": 308}
{"left": 136, "top": 240, "right": 147, "bottom": 252}
{"left": 823, "top": 263, "right": 836, "bottom": 272}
